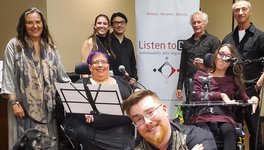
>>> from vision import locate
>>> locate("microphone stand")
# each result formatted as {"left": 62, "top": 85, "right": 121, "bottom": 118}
{"left": 82, "top": 79, "right": 100, "bottom": 115}
{"left": 200, "top": 76, "right": 211, "bottom": 101}
{"left": 121, "top": 73, "right": 147, "bottom": 90}
{"left": 121, "top": 75, "right": 134, "bottom": 93}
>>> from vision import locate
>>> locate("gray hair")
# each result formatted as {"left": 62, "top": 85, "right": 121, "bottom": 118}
{"left": 190, "top": 11, "right": 209, "bottom": 26}
{"left": 232, "top": 0, "right": 251, "bottom": 11}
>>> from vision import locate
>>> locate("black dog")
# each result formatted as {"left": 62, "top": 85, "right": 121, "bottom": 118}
{"left": 13, "top": 129, "right": 56, "bottom": 150}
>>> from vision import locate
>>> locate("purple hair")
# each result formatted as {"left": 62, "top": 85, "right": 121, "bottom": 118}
{"left": 87, "top": 50, "right": 109, "bottom": 65}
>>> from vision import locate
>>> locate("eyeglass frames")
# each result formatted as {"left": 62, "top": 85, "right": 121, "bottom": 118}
{"left": 217, "top": 51, "right": 232, "bottom": 62}
{"left": 112, "top": 21, "right": 126, "bottom": 26}
{"left": 132, "top": 104, "right": 162, "bottom": 127}
{"left": 91, "top": 60, "right": 108, "bottom": 65}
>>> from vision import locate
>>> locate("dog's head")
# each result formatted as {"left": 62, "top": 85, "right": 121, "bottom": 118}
{"left": 13, "top": 129, "right": 56, "bottom": 150}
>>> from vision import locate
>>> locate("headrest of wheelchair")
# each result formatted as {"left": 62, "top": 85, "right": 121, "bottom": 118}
{"left": 203, "top": 53, "right": 213, "bottom": 68}
{"left": 74, "top": 62, "right": 91, "bottom": 74}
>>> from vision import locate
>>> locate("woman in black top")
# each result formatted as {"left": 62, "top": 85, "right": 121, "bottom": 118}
{"left": 81, "top": 14, "right": 115, "bottom": 77}
{"left": 64, "top": 50, "right": 136, "bottom": 150}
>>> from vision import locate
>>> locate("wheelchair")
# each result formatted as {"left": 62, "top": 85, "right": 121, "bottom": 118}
{"left": 210, "top": 121, "right": 245, "bottom": 150}
{"left": 55, "top": 62, "right": 137, "bottom": 150}
{"left": 177, "top": 52, "right": 246, "bottom": 149}
{"left": 177, "top": 102, "right": 246, "bottom": 150}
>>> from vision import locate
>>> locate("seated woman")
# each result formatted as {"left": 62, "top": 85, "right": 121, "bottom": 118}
{"left": 190, "top": 44, "right": 258, "bottom": 150}
{"left": 63, "top": 50, "right": 137, "bottom": 150}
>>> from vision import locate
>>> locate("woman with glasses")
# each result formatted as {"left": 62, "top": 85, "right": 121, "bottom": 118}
{"left": 64, "top": 50, "right": 137, "bottom": 150}
{"left": 81, "top": 14, "right": 115, "bottom": 77}
{"left": 191, "top": 44, "right": 258, "bottom": 150}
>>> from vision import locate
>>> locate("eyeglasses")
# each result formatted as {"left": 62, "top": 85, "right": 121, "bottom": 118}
{"left": 217, "top": 52, "right": 232, "bottom": 61}
{"left": 92, "top": 60, "right": 108, "bottom": 65}
{"left": 132, "top": 104, "right": 162, "bottom": 127}
{"left": 112, "top": 21, "right": 126, "bottom": 26}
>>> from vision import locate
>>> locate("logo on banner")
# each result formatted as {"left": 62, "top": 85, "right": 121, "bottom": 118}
{"left": 153, "top": 57, "right": 180, "bottom": 79}
{"left": 177, "top": 40, "right": 184, "bottom": 51}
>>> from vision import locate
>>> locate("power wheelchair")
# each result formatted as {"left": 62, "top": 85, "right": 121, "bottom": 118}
{"left": 178, "top": 101, "right": 246, "bottom": 150}
{"left": 177, "top": 53, "right": 247, "bottom": 150}
{"left": 55, "top": 62, "right": 137, "bottom": 150}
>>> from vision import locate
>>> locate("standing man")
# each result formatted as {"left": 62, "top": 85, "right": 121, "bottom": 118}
{"left": 176, "top": 11, "right": 220, "bottom": 123}
{"left": 122, "top": 90, "right": 217, "bottom": 150}
{"left": 222, "top": 0, "right": 264, "bottom": 149}
{"left": 110, "top": 12, "right": 138, "bottom": 85}
{"left": 176, "top": 11, "right": 220, "bottom": 101}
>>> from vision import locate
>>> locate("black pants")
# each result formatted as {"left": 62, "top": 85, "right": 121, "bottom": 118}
{"left": 63, "top": 114, "right": 135, "bottom": 150}
{"left": 236, "top": 86, "right": 263, "bottom": 150}
{"left": 235, "top": 106, "right": 262, "bottom": 150}
{"left": 197, "top": 122, "right": 237, "bottom": 150}
{"left": 182, "top": 78, "right": 195, "bottom": 124}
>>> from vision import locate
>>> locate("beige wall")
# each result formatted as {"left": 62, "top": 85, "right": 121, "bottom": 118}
{"left": 0, "top": 0, "right": 46, "bottom": 58}
{"left": 46, "top": 0, "right": 135, "bottom": 71}
{"left": 201, "top": 0, "right": 264, "bottom": 41}
{"left": 1, "top": 0, "right": 264, "bottom": 72}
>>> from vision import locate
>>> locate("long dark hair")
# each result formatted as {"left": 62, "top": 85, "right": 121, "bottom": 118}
{"left": 210, "top": 44, "right": 246, "bottom": 92}
{"left": 16, "top": 7, "right": 55, "bottom": 50}
{"left": 89, "top": 14, "right": 115, "bottom": 58}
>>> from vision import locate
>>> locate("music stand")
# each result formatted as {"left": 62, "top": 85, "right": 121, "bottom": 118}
{"left": 55, "top": 82, "right": 124, "bottom": 115}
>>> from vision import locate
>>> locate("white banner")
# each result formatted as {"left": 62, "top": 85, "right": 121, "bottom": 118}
{"left": 135, "top": 0, "right": 200, "bottom": 118}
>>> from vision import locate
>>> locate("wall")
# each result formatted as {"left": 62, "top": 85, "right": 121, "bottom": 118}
{"left": 46, "top": 0, "right": 135, "bottom": 71}
{"left": 201, "top": 0, "right": 264, "bottom": 40}
{"left": 0, "top": 0, "right": 46, "bottom": 58}
{"left": 0, "top": 0, "right": 264, "bottom": 72}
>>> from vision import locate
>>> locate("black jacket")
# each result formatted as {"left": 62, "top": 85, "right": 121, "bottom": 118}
{"left": 134, "top": 121, "right": 217, "bottom": 150}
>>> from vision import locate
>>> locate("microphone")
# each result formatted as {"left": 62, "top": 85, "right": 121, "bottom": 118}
{"left": 118, "top": 65, "right": 131, "bottom": 81}
{"left": 222, "top": 57, "right": 238, "bottom": 63}
{"left": 118, "top": 65, "right": 147, "bottom": 90}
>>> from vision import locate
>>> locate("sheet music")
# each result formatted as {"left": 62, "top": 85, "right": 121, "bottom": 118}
{"left": 55, "top": 82, "right": 124, "bottom": 115}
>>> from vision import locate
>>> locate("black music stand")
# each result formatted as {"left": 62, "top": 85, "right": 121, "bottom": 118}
{"left": 55, "top": 82, "right": 136, "bottom": 149}
{"left": 55, "top": 82, "right": 124, "bottom": 116}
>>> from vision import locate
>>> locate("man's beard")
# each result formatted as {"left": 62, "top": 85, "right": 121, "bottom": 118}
{"left": 144, "top": 124, "right": 169, "bottom": 146}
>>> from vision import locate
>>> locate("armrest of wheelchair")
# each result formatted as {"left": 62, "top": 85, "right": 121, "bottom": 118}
{"left": 235, "top": 123, "right": 245, "bottom": 137}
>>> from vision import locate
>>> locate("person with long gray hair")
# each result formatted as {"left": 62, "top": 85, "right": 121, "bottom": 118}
{"left": 1, "top": 7, "right": 70, "bottom": 149}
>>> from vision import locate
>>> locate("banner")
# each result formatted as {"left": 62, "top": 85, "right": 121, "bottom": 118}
{"left": 135, "top": 0, "right": 200, "bottom": 118}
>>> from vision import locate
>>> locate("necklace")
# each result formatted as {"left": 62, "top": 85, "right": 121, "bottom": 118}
{"left": 96, "top": 36, "right": 111, "bottom": 56}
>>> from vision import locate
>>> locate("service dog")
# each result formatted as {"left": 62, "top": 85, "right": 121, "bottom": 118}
{"left": 13, "top": 128, "right": 56, "bottom": 150}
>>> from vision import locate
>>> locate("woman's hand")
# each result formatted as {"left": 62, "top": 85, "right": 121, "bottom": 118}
{"left": 221, "top": 93, "right": 238, "bottom": 104}
{"left": 85, "top": 114, "right": 94, "bottom": 123}
{"left": 247, "top": 96, "right": 259, "bottom": 114}
{"left": 12, "top": 103, "right": 25, "bottom": 118}
{"left": 191, "top": 144, "right": 204, "bottom": 150}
